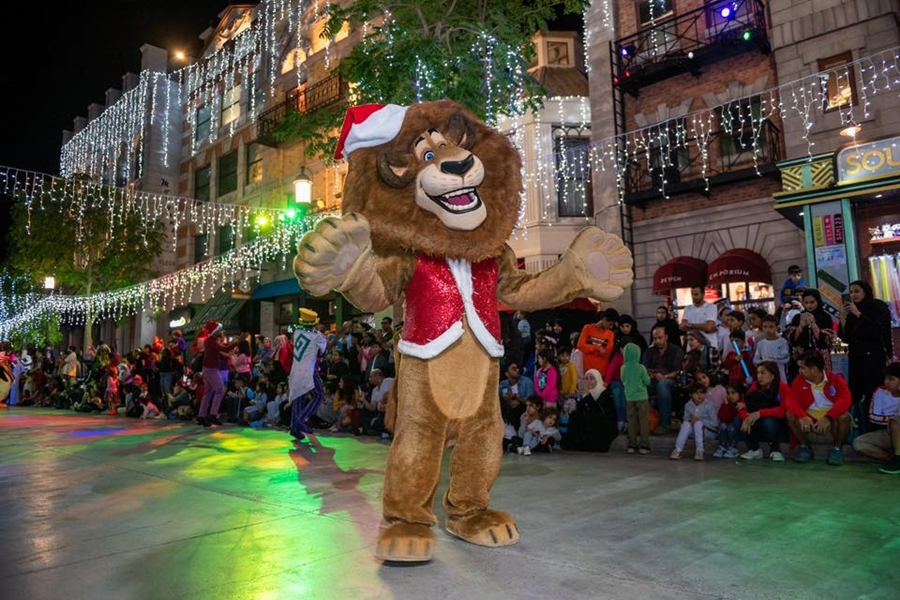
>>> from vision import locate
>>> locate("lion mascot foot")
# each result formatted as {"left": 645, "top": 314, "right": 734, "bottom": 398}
{"left": 375, "top": 522, "right": 436, "bottom": 563}
{"left": 445, "top": 509, "right": 520, "bottom": 548}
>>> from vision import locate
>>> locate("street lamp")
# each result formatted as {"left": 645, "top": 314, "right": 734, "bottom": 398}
{"left": 293, "top": 167, "right": 312, "bottom": 205}
{"left": 43, "top": 276, "right": 55, "bottom": 347}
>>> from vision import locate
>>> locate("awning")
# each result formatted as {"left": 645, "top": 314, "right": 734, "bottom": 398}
{"left": 707, "top": 249, "right": 772, "bottom": 286}
{"left": 184, "top": 289, "right": 246, "bottom": 334}
{"left": 652, "top": 256, "right": 708, "bottom": 295}
{"left": 251, "top": 277, "right": 305, "bottom": 301}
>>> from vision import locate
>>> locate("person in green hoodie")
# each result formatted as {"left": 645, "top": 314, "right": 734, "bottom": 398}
{"left": 621, "top": 342, "right": 652, "bottom": 454}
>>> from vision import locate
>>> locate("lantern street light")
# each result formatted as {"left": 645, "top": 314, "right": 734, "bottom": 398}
{"left": 293, "top": 167, "right": 312, "bottom": 205}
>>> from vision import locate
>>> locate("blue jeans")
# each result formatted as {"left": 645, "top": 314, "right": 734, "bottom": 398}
{"left": 649, "top": 378, "right": 676, "bottom": 428}
{"left": 746, "top": 416, "right": 785, "bottom": 453}
{"left": 609, "top": 381, "right": 626, "bottom": 424}
{"left": 718, "top": 417, "right": 742, "bottom": 448}
{"left": 159, "top": 373, "right": 174, "bottom": 399}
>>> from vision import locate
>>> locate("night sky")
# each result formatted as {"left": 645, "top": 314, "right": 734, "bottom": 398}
{"left": 0, "top": 1, "right": 233, "bottom": 263}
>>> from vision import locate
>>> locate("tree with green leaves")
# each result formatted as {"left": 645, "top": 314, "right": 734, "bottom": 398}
{"left": 277, "top": 0, "right": 586, "bottom": 159}
{"left": 4, "top": 176, "right": 165, "bottom": 350}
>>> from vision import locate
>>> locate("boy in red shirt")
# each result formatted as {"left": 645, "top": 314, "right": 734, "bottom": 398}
{"left": 786, "top": 350, "right": 852, "bottom": 465}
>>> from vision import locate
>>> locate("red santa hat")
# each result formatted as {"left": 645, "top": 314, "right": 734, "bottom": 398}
{"left": 202, "top": 320, "right": 222, "bottom": 338}
{"left": 333, "top": 103, "right": 409, "bottom": 161}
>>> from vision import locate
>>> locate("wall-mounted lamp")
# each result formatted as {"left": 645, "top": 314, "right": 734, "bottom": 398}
{"left": 43, "top": 276, "right": 56, "bottom": 291}
{"left": 293, "top": 167, "right": 312, "bottom": 204}
{"left": 839, "top": 122, "right": 862, "bottom": 138}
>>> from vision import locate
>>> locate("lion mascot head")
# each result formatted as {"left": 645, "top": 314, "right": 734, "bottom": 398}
{"left": 339, "top": 100, "right": 522, "bottom": 263}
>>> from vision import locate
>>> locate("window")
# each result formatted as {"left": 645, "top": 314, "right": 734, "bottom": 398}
{"left": 246, "top": 143, "right": 263, "bottom": 185}
{"left": 221, "top": 84, "right": 242, "bottom": 126}
{"left": 719, "top": 99, "right": 764, "bottom": 157}
{"left": 218, "top": 150, "right": 238, "bottom": 196}
{"left": 818, "top": 52, "right": 857, "bottom": 112}
{"left": 195, "top": 105, "right": 211, "bottom": 145}
{"left": 553, "top": 126, "right": 593, "bottom": 218}
{"left": 638, "top": 0, "right": 673, "bottom": 26}
{"left": 193, "top": 233, "right": 209, "bottom": 264}
{"left": 217, "top": 225, "right": 234, "bottom": 255}
{"left": 546, "top": 41, "right": 570, "bottom": 66}
{"left": 648, "top": 121, "right": 689, "bottom": 186}
{"left": 194, "top": 165, "right": 211, "bottom": 202}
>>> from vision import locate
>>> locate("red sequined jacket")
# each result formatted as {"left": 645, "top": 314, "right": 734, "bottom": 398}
{"left": 398, "top": 255, "right": 504, "bottom": 360}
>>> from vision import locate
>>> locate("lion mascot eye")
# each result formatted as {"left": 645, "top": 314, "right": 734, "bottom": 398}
{"left": 423, "top": 150, "right": 435, "bottom": 161}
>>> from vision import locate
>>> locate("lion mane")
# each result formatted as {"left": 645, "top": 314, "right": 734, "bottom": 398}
{"left": 340, "top": 100, "right": 522, "bottom": 263}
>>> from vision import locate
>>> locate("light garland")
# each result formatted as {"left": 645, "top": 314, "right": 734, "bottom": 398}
{"left": 0, "top": 217, "right": 333, "bottom": 342}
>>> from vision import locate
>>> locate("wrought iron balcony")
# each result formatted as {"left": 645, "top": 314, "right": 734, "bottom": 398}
{"left": 257, "top": 74, "right": 349, "bottom": 147}
{"left": 622, "top": 116, "right": 782, "bottom": 204}
{"left": 611, "top": 0, "right": 769, "bottom": 95}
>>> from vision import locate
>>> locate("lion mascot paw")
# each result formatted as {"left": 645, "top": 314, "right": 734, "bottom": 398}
{"left": 294, "top": 101, "right": 633, "bottom": 563}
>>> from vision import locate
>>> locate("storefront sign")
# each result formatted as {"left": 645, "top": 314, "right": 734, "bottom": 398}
{"left": 833, "top": 213, "right": 844, "bottom": 244}
{"left": 837, "top": 138, "right": 900, "bottom": 183}
{"left": 809, "top": 201, "right": 851, "bottom": 321}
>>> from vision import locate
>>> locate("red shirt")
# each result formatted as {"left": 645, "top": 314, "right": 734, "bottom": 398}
{"left": 787, "top": 371, "right": 851, "bottom": 420}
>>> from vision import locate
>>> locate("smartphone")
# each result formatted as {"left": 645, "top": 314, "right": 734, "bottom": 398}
{"left": 841, "top": 293, "right": 852, "bottom": 304}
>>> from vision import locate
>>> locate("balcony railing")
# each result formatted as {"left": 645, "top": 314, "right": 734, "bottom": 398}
{"left": 623, "top": 117, "right": 782, "bottom": 203}
{"left": 257, "top": 74, "right": 349, "bottom": 147}
{"left": 611, "top": 0, "right": 769, "bottom": 95}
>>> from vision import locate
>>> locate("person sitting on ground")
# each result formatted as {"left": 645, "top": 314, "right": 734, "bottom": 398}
{"left": 654, "top": 305, "right": 682, "bottom": 350}
{"left": 139, "top": 393, "right": 161, "bottom": 419}
{"left": 681, "top": 330, "right": 718, "bottom": 379}
{"left": 243, "top": 381, "right": 270, "bottom": 426}
{"left": 166, "top": 379, "right": 193, "bottom": 420}
{"left": 738, "top": 361, "right": 791, "bottom": 461}
{"left": 714, "top": 382, "right": 745, "bottom": 459}
{"left": 670, "top": 382, "right": 719, "bottom": 461}
{"left": 695, "top": 369, "right": 726, "bottom": 411}
{"left": 504, "top": 396, "right": 543, "bottom": 454}
{"left": 357, "top": 368, "right": 394, "bottom": 435}
{"left": 852, "top": 362, "right": 900, "bottom": 464}
{"left": 746, "top": 307, "right": 768, "bottom": 346}
{"left": 564, "top": 369, "right": 618, "bottom": 453}
{"left": 681, "top": 286, "right": 718, "bottom": 348}
{"left": 617, "top": 314, "right": 647, "bottom": 354}
{"left": 517, "top": 407, "right": 562, "bottom": 456}
{"left": 786, "top": 350, "right": 852, "bottom": 466}
{"left": 721, "top": 330, "right": 754, "bottom": 386}
{"left": 533, "top": 349, "right": 560, "bottom": 409}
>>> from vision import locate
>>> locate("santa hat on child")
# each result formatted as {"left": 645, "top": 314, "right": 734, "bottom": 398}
{"left": 333, "top": 103, "right": 409, "bottom": 161}
{"left": 201, "top": 321, "right": 222, "bottom": 338}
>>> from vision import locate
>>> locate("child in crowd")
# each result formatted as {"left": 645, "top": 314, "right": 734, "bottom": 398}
{"left": 621, "top": 342, "right": 652, "bottom": 455}
{"left": 139, "top": 393, "right": 161, "bottom": 419}
{"left": 105, "top": 366, "right": 119, "bottom": 416}
{"left": 504, "top": 396, "right": 544, "bottom": 453}
{"left": 606, "top": 342, "right": 626, "bottom": 433}
{"left": 722, "top": 330, "right": 754, "bottom": 385}
{"left": 695, "top": 369, "right": 726, "bottom": 411}
{"left": 753, "top": 314, "right": 790, "bottom": 381}
{"left": 671, "top": 382, "right": 719, "bottom": 461}
{"left": 517, "top": 406, "right": 562, "bottom": 456}
{"left": 557, "top": 347, "right": 579, "bottom": 400}
{"left": 534, "top": 349, "right": 560, "bottom": 409}
{"left": 714, "top": 382, "right": 745, "bottom": 458}
{"left": 245, "top": 381, "right": 269, "bottom": 426}
{"left": 267, "top": 382, "right": 289, "bottom": 427}
{"left": 852, "top": 363, "right": 900, "bottom": 463}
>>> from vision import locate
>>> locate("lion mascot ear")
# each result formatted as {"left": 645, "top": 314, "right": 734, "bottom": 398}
{"left": 446, "top": 110, "right": 476, "bottom": 150}
{"left": 376, "top": 151, "right": 417, "bottom": 189}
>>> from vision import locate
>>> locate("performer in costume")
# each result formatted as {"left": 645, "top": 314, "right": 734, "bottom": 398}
{"left": 0, "top": 349, "right": 12, "bottom": 408}
{"left": 288, "top": 308, "right": 328, "bottom": 440}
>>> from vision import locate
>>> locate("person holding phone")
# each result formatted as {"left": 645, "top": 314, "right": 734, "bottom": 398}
{"left": 840, "top": 280, "right": 894, "bottom": 432}
{"left": 786, "top": 289, "right": 834, "bottom": 382}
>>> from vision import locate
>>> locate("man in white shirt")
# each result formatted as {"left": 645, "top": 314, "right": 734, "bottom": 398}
{"left": 680, "top": 287, "right": 718, "bottom": 348}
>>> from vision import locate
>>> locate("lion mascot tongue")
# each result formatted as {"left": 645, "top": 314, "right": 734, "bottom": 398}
{"left": 294, "top": 100, "right": 633, "bottom": 562}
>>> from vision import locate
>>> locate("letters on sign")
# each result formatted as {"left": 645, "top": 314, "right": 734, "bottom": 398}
{"left": 837, "top": 139, "right": 900, "bottom": 183}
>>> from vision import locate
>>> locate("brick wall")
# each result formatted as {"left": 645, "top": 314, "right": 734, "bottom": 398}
{"left": 631, "top": 175, "right": 783, "bottom": 221}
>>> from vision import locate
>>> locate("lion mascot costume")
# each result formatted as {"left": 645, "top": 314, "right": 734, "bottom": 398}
{"left": 293, "top": 100, "right": 633, "bottom": 562}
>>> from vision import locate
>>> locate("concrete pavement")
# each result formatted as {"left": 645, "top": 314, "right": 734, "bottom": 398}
{"left": 0, "top": 408, "right": 896, "bottom": 600}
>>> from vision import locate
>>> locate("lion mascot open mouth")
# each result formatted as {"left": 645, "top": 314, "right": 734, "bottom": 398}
{"left": 294, "top": 100, "right": 633, "bottom": 563}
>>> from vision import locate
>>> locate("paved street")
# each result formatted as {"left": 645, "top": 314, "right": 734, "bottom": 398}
{"left": 0, "top": 408, "right": 897, "bottom": 600}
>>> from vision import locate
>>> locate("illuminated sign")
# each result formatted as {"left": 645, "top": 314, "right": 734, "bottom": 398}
{"left": 837, "top": 138, "right": 900, "bottom": 183}
{"left": 169, "top": 316, "right": 188, "bottom": 328}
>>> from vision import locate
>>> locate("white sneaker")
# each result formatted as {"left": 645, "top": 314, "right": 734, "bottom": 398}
{"left": 517, "top": 447, "right": 524, "bottom": 455}
{"left": 769, "top": 451, "right": 785, "bottom": 462}
{"left": 741, "top": 449, "right": 763, "bottom": 460}
{"left": 522, "top": 446, "right": 532, "bottom": 456}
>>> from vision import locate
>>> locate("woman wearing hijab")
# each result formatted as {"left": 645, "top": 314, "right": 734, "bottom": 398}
{"left": 564, "top": 369, "right": 618, "bottom": 452}
{"left": 786, "top": 288, "right": 835, "bottom": 381}
{"left": 617, "top": 314, "right": 647, "bottom": 354}
{"left": 841, "top": 279, "right": 894, "bottom": 431}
